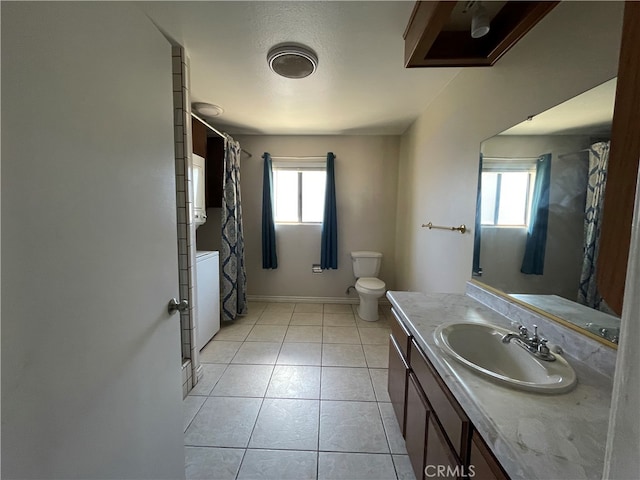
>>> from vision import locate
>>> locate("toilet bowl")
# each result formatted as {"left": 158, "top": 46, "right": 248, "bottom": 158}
{"left": 355, "top": 277, "right": 386, "bottom": 321}
{"left": 350, "top": 251, "right": 386, "bottom": 321}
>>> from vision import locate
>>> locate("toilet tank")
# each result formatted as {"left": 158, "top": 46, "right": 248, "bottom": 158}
{"left": 351, "top": 251, "right": 382, "bottom": 278}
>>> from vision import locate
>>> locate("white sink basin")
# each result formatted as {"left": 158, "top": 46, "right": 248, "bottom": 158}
{"left": 434, "top": 322, "right": 577, "bottom": 394}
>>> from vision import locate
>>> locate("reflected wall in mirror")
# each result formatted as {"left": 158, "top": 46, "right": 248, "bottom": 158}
{"left": 473, "top": 78, "right": 620, "bottom": 345}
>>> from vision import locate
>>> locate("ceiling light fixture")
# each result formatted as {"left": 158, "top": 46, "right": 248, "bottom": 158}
{"left": 471, "top": 1, "right": 491, "bottom": 39}
{"left": 193, "top": 102, "right": 224, "bottom": 118}
{"left": 267, "top": 44, "right": 318, "bottom": 79}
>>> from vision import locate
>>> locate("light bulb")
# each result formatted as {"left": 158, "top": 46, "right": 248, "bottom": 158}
{"left": 471, "top": 3, "right": 491, "bottom": 39}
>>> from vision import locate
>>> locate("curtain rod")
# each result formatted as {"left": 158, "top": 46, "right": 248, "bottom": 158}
{"left": 190, "top": 112, "right": 253, "bottom": 158}
{"left": 482, "top": 156, "right": 540, "bottom": 161}
{"left": 270, "top": 155, "right": 328, "bottom": 160}
{"left": 558, "top": 148, "right": 590, "bottom": 159}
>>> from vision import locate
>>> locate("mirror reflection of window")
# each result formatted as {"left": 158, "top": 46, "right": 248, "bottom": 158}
{"left": 481, "top": 160, "right": 536, "bottom": 227}
{"left": 472, "top": 78, "right": 620, "bottom": 345}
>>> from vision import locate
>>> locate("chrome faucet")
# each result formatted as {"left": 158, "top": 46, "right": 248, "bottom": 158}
{"left": 502, "top": 324, "right": 556, "bottom": 361}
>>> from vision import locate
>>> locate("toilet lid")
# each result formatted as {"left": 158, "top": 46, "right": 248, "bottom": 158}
{"left": 357, "top": 277, "right": 385, "bottom": 291}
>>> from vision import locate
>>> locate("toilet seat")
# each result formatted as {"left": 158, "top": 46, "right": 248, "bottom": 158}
{"left": 356, "top": 277, "right": 386, "bottom": 295}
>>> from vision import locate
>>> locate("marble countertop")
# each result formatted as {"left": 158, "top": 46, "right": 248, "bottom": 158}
{"left": 387, "top": 291, "right": 613, "bottom": 480}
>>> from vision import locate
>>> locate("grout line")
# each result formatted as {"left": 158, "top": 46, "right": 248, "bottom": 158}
{"left": 317, "top": 338, "right": 323, "bottom": 480}
{"left": 184, "top": 443, "right": 397, "bottom": 455}
{"left": 235, "top": 327, "right": 272, "bottom": 480}
{"left": 186, "top": 302, "right": 398, "bottom": 479}
{"left": 184, "top": 360, "right": 232, "bottom": 432}
{"left": 235, "top": 447, "right": 247, "bottom": 480}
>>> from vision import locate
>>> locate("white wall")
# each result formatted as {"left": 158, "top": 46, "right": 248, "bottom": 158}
{"left": 479, "top": 135, "right": 592, "bottom": 300}
{"left": 234, "top": 135, "right": 400, "bottom": 299}
{"left": 603, "top": 163, "right": 640, "bottom": 479}
{"left": 395, "top": 1, "right": 624, "bottom": 294}
{"left": 1, "top": 3, "right": 185, "bottom": 478}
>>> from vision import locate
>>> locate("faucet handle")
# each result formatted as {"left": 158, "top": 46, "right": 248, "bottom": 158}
{"left": 518, "top": 325, "right": 528, "bottom": 337}
{"left": 538, "top": 339, "right": 551, "bottom": 356}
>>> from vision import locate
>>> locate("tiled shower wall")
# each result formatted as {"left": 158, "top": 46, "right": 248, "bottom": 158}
{"left": 172, "top": 46, "right": 200, "bottom": 397}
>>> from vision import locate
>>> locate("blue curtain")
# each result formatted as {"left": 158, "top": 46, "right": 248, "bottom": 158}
{"left": 472, "top": 154, "right": 483, "bottom": 276}
{"left": 261, "top": 152, "right": 278, "bottom": 269}
{"left": 578, "top": 141, "right": 610, "bottom": 308}
{"left": 220, "top": 136, "right": 247, "bottom": 321}
{"left": 521, "top": 154, "right": 552, "bottom": 275}
{"left": 321, "top": 152, "right": 338, "bottom": 269}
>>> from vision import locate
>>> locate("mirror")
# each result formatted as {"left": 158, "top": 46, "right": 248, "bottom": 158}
{"left": 472, "top": 78, "right": 620, "bottom": 346}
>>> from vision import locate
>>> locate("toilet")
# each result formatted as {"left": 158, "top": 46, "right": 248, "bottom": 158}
{"left": 351, "top": 251, "right": 386, "bottom": 321}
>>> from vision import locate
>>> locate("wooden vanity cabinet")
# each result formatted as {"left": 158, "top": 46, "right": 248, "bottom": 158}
{"left": 389, "top": 335, "right": 409, "bottom": 435}
{"left": 411, "top": 339, "right": 471, "bottom": 461}
{"left": 389, "top": 308, "right": 412, "bottom": 435}
{"left": 388, "top": 310, "right": 510, "bottom": 480}
{"left": 405, "top": 347, "right": 467, "bottom": 480}
{"left": 391, "top": 308, "right": 412, "bottom": 358}
{"left": 426, "top": 414, "right": 462, "bottom": 480}
{"left": 469, "top": 431, "right": 510, "bottom": 480}
{"left": 406, "top": 372, "right": 429, "bottom": 477}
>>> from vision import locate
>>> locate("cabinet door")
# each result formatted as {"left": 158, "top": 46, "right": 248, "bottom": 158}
{"left": 391, "top": 307, "right": 412, "bottom": 359}
{"left": 388, "top": 335, "right": 409, "bottom": 436}
{"left": 411, "top": 339, "right": 470, "bottom": 462}
{"left": 406, "top": 372, "right": 429, "bottom": 480}
{"left": 425, "top": 417, "right": 462, "bottom": 480}
{"left": 469, "top": 431, "right": 510, "bottom": 480}
{"left": 206, "top": 136, "right": 224, "bottom": 208}
{"left": 191, "top": 116, "right": 207, "bottom": 157}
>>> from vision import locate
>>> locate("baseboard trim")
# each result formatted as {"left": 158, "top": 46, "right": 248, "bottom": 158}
{"left": 246, "top": 295, "right": 390, "bottom": 306}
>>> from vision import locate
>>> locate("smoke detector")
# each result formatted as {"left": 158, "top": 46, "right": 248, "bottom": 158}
{"left": 193, "top": 103, "right": 224, "bottom": 117}
{"left": 267, "top": 44, "right": 318, "bottom": 79}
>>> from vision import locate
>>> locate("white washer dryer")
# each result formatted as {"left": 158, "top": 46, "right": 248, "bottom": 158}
{"left": 195, "top": 251, "right": 220, "bottom": 350}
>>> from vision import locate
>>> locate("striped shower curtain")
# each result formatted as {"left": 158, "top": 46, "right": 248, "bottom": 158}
{"left": 221, "top": 135, "right": 247, "bottom": 322}
{"left": 578, "top": 141, "right": 610, "bottom": 309}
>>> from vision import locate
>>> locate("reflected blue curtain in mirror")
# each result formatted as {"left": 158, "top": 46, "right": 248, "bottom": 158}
{"left": 321, "top": 152, "right": 338, "bottom": 269}
{"left": 521, "top": 154, "right": 552, "bottom": 275}
{"left": 261, "top": 152, "right": 278, "bottom": 269}
{"left": 472, "top": 154, "right": 483, "bottom": 276}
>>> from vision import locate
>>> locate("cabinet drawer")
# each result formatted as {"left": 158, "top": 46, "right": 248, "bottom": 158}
{"left": 391, "top": 308, "right": 412, "bottom": 360}
{"left": 425, "top": 416, "right": 462, "bottom": 480}
{"left": 411, "top": 339, "right": 470, "bottom": 461}
{"left": 469, "top": 431, "right": 510, "bottom": 480}
{"left": 389, "top": 335, "right": 410, "bottom": 436}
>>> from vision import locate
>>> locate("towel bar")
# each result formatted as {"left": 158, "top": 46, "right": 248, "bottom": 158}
{"left": 421, "top": 222, "right": 467, "bottom": 234}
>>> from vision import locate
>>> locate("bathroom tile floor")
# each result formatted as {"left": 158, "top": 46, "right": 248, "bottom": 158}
{"left": 184, "top": 302, "right": 417, "bottom": 480}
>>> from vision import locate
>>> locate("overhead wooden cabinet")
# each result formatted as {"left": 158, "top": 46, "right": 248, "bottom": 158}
{"left": 191, "top": 116, "right": 224, "bottom": 209}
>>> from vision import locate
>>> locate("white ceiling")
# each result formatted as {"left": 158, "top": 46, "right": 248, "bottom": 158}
{"left": 500, "top": 77, "right": 617, "bottom": 136}
{"left": 138, "top": 1, "right": 462, "bottom": 135}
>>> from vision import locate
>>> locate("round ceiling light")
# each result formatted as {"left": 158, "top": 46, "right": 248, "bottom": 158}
{"left": 267, "top": 44, "right": 318, "bottom": 79}
{"left": 193, "top": 102, "right": 224, "bottom": 117}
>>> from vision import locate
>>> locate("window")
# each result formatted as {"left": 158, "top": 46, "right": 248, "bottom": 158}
{"left": 481, "top": 159, "right": 536, "bottom": 227}
{"left": 273, "top": 160, "right": 326, "bottom": 223}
